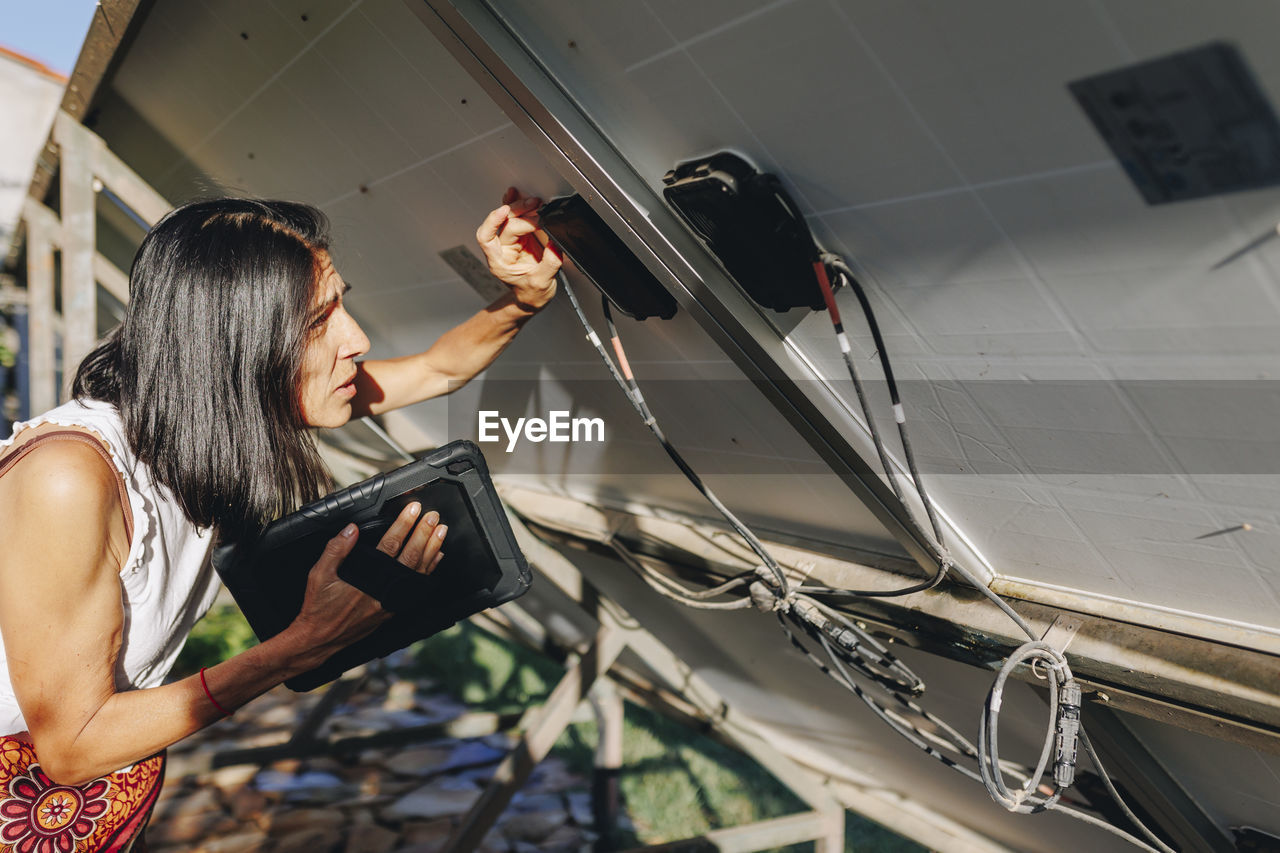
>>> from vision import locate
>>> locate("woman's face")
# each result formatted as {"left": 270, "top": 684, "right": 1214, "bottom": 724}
{"left": 298, "top": 254, "right": 370, "bottom": 428}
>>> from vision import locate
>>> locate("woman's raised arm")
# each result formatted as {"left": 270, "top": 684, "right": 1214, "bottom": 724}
{"left": 350, "top": 187, "right": 562, "bottom": 417}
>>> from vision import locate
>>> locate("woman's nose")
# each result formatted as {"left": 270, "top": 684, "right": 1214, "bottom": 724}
{"left": 338, "top": 310, "right": 370, "bottom": 359}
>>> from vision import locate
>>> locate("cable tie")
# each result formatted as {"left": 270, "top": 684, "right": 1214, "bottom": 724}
{"left": 586, "top": 330, "right": 602, "bottom": 347}
{"left": 837, "top": 331, "right": 852, "bottom": 354}
{"left": 748, "top": 579, "right": 777, "bottom": 613}
{"left": 893, "top": 403, "right": 906, "bottom": 424}
{"left": 1030, "top": 659, "right": 1050, "bottom": 681}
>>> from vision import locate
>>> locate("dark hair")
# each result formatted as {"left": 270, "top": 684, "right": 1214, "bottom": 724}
{"left": 74, "top": 198, "right": 333, "bottom": 541}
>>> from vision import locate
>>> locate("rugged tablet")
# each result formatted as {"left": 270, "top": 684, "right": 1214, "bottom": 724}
{"left": 212, "top": 440, "right": 530, "bottom": 691}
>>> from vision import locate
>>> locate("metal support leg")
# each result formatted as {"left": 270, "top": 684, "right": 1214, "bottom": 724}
{"left": 589, "top": 678, "right": 624, "bottom": 850}
{"left": 503, "top": 509, "right": 850, "bottom": 841}
{"left": 442, "top": 627, "right": 626, "bottom": 853}
{"left": 813, "top": 807, "right": 845, "bottom": 853}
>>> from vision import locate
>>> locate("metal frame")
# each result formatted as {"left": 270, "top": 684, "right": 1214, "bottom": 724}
{"left": 438, "top": 508, "right": 855, "bottom": 853}
{"left": 1079, "top": 705, "right": 1237, "bottom": 853}
{"left": 500, "top": 485, "right": 1280, "bottom": 754}
{"left": 400, "top": 0, "right": 989, "bottom": 588}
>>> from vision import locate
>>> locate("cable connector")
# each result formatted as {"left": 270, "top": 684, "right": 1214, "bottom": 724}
{"left": 792, "top": 598, "right": 853, "bottom": 651}
{"left": 1053, "top": 679, "right": 1082, "bottom": 789}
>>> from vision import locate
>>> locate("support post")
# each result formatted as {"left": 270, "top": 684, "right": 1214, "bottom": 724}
{"left": 24, "top": 219, "right": 56, "bottom": 415}
{"left": 504, "top": 509, "right": 851, "bottom": 848}
{"left": 589, "top": 678, "right": 624, "bottom": 850}
{"left": 442, "top": 628, "right": 626, "bottom": 853}
{"left": 12, "top": 304, "right": 30, "bottom": 422}
{"left": 56, "top": 114, "right": 97, "bottom": 399}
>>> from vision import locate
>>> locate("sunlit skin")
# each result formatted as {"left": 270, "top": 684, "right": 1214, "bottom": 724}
{"left": 0, "top": 188, "right": 560, "bottom": 785}
{"left": 297, "top": 254, "right": 370, "bottom": 430}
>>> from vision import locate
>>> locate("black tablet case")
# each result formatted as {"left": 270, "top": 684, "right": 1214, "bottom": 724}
{"left": 212, "top": 440, "right": 530, "bottom": 691}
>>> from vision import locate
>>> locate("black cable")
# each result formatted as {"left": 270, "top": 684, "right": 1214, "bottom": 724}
{"left": 825, "top": 256, "right": 949, "bottom": 552}
{"left": 558, "top": 272, "right": 790, "bottom": 594}
{"left": 793, "top": 253, "right": 951, "bottom": 597}
{"left": 560, "top": 263, "right": 1169, "bottom": 851}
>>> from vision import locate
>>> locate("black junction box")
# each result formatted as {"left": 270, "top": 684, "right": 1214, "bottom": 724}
{"left": 662, "top": 151, "right": 824, "bottom": 312}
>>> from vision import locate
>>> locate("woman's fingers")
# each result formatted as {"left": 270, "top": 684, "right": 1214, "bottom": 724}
{"left": 414, "top": 522, "right": 447, "bottom": 573}
{"left": 504, "top": 185, "right": 539, "bottom": 212}
{"left": 370, "top": 502, "right": 447, "bottom": 574}
{"left": 398, "top": 509, "right": 440, "bottom": 568}
{"left": 475, "top": 205, "right": 512, "bottom": 250}
{"left": 536, "top": 239, "right": 563, "bottom": 274}
{"left": 477, "top": 193, "right": 542, "bottom": 252}
{"left": 375, "top": 502, "right": 421, "bottom": 558}
{"left": 314, "top": 523, "right": 359, "bottom": 577}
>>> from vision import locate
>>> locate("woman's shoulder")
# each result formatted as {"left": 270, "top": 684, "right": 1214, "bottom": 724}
{"left": 0, "top": 428, "right": 122, "bottom": 514}
{"left": 0, "top": 422, "right": 131, "bottom": 567}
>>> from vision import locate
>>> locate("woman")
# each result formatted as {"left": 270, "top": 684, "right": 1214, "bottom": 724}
{"left": 0, "top": 188, "right": 560, "bottom": 851}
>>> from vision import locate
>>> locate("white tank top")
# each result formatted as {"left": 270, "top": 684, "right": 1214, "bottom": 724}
{"left": 0, "top": 399, "right": 220, "bottom": 734}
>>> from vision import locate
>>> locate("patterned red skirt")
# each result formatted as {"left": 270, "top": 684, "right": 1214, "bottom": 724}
{"left": 0, "top": 735, "right": 164, "bottom": 853}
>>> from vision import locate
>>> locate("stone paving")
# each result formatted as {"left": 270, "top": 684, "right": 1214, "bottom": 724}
{"left": 147, "top": 671, "right": 608, "bottom": 853}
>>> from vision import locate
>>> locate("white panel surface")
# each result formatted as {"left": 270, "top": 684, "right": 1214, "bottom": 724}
{"left": 108, "top": 0, "right": 899, "bottom": 556}
{"left": 90, "top": 1, "right": 1280, "bottom": 845}
{"left": 474, "top": 0, "right": 1280, "bottom": 634}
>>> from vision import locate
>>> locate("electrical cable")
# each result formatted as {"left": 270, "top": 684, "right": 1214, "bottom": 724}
{"left": 811, "top": 257, "right": 952, "bottom": 595}
{"left": 796, "top": 595, "right": 924, "bottom": 695}
{"left": 1077, "top": 729, "right": 1178, "bottom": 853}
{"left": 559, "top": 271, "right": 790, "bottom": 594}
{"left": 825, "top": 256, "right": 950, "bottom": 551}
{"left": 805, "top": 614, "right": 1169, "bottom": 853}
{"left": 609, "top": 536, "right": 754, "bottom": 610}
{"left": 979, "top": 642, "right": 1069, "bottom": 813}
{"left": 557, "top": 264, "right": 1170, "bottom": 851}
{"left": 811, "top": 259, "right": 909, "bottom": 510}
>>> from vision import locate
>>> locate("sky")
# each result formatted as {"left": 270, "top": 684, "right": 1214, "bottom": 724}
{"left": 0, "top": 0, "right": 101, "bottom": 76}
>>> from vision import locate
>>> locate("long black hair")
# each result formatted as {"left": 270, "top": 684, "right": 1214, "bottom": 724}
{"left": 74, "top": 198, "right": 333, "bottom": 541}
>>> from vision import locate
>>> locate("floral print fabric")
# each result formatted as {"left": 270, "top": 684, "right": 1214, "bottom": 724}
{"left": 0, "top": 736, "right": 163, "bottom": 853}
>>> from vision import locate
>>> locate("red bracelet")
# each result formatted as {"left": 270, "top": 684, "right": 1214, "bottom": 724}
{"left": 199, "top": 667, "right": 233, "bottom": 717}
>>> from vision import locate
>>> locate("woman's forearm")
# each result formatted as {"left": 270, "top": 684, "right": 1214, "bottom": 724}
{"left": 39, "top": 523, "right": 397, "bottom": 785}
{"left": 45, "top": 626, "right": 328, "bottom": 785}
{"left": 351, "top": 293, "right": 539, "bottom": 417}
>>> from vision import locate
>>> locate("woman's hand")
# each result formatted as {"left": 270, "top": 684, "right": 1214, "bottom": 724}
{"left": 288, "top": 503, "right": 447, "bottom": 657}
{"left": 475, "top": 186, "right": 562, "bottom": 311}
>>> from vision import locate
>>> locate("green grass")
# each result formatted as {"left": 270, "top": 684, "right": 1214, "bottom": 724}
{"left": 172, "top": 602, "right": 259, "bottom": 679}
{"left": 180, "top": 605, "right": 926, "bottom": 851}
{"left": 410, "top": 622, "right": 929, "bottom": 852}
